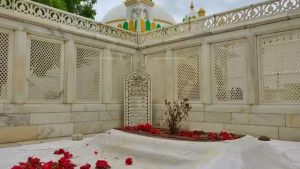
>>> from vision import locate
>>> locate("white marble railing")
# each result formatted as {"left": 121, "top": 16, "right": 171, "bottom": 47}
{"left": 0, "top": 0, "right": 299, "bottom": 46}
{"left": 0, "top": 0, "right": 137, "bottom": 43}
{"left": 139, "top": 0, "right": 300, "bottom": 45}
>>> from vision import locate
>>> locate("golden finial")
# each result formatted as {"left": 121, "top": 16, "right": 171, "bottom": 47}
{"left": 198, "top": 8, "right": 206, "bottom": 17}
{"left": 190, "top": 1, "right": 195, "bottom": 10}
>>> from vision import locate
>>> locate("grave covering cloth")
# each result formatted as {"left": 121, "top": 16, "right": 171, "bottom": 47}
{"left": 0, "top": 129, "right": 299, "bottom": 169}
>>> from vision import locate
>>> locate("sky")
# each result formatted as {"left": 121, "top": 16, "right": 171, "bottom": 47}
{"left": 95, "top": 0, "right": 265, "bottom": 23}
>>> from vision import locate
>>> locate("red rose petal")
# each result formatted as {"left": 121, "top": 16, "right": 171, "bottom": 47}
{"left": 63, "top": 151, "right": 73, "bottom": 159}
{"left": 96, "top": 160, "right": 111, "bottom": 168}
{"left": 125, "top": 157, "right": 133, "bottom": 165}
{"left": 54, "top": 148, "right": 65, "bottom": 155}
{"left": 80, "top": 163, "right": 91, "bottom": 169}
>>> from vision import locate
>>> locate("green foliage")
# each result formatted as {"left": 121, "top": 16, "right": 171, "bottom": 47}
{"left": 75, "top": 0, "right": 97, "bottom": 19}
{"left": 50, "top": 0, "right": 67, "bottom": 10}
{"left": 32, "top": 0, "right": 97, "bottom": 19}
{"left": 32, "top": 0, "right": 67, "bottom": 11}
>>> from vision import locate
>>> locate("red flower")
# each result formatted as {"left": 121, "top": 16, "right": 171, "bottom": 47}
{"left": 193, "top": 130, "right": 201, "bottom": 135}
{"left": 28, "top": 157, "right": 41, "bottom": 167}
{"left": 208, "top": 132, "right": 217, "bottom": 141}
{"left": 54, "top": 148, "right": 65, "bottom": 155}
{"left": 220, "top": 131, "right": 234, "bottom": 140}
{"left": 95, "top": 160, "right": 111, "bottom": 169}
{"left": 137, "top": 123, "right": 152, "bottom": 132}
{"left": 177, "top": 130, "right": 200, "bottom": 140}
{"left": 11, "top": 157, "right": 42, "bottom": 169}
{"left": 58, "top": 157, "right": 76, "bottom": 169}
{"left": 123, "top": 123, "right": 161, "bottom": 135}
{"left": 80, "top": 163, "right": 91, "bottom": 169}
{"left": 11, "top": 151, "right": 79, "bottom": 169}
{"left": 150, "top": 128, "right": 160, "bottom": 135}
{"left": 63, "top": 151, "right": 73, "bottom": 159}
{"left": 42, "top": 161, "right": 57, "bottom": 169}
{"left": 125, "top": 157, "right": 133, "bottom": 165}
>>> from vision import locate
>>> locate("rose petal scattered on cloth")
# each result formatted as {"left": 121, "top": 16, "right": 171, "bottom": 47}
{"left": 125, "top": 157, "right": 133, "bottom": 165}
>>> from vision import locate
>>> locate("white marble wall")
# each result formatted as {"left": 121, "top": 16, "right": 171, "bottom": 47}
{"left": 0, "top": 104, "right": 124, "bottom": 143}
{"left": 143, "top": 17, "right": 300, "bottom": 142}
{"left": 1, "top": 5, "right": 300, "bottom": 144}
{"left": 0, "top": 14, "right": 133, "bottom": 144}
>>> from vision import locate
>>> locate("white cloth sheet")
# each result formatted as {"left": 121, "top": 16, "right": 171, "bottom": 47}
{"left": 0, "top": 129, "right": 299, "bottom": 169}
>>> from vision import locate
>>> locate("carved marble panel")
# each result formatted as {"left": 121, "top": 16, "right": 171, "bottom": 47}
{"left": 124, "top": 69, "right": 152, "bottom": 126}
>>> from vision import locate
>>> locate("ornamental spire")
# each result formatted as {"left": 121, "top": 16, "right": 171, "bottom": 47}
{"left": 190, "top": 1, "right": 195, "bottom": 10}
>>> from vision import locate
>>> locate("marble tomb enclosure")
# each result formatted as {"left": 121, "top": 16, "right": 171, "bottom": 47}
{"left": 0, "top": 0, "right": 300, "bottom": 143}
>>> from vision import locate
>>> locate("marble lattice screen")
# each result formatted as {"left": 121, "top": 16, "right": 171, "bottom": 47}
{"left": 211, "top": 39, "right": 248, "bottom": 104}
{"left": 75, "top": 45, "right": 102, "bottom": 102}
{"left": 111, "top": 51, "right": 132, "bottom": 103}
{"left": 174, "top": 47, "right": 201, "bottom": 102}
{"left": 259, "top": 30, "right": 300, "bottom": 104}
{"left": 145, "top": 52, "right": 168, "bottom": 103}
{"left": 0, "top": 29, "right": 12, "bottom": 102}
{"left": 27, "top": 36, "right": 64, "bottom": 103}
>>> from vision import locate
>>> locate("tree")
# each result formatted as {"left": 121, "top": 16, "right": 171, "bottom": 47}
{"left": 32, "top": 0, "right": 97, "bottom": 19}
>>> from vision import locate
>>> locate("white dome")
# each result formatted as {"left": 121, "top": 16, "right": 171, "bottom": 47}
{"left": 102, "top": 4, "right": 176, "bottom": 25}
{"left": 102, "top": 5, "right": 126, "bottom": 23}
{"left": 152, "top": 5, "right": 176, "bottom": 24}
